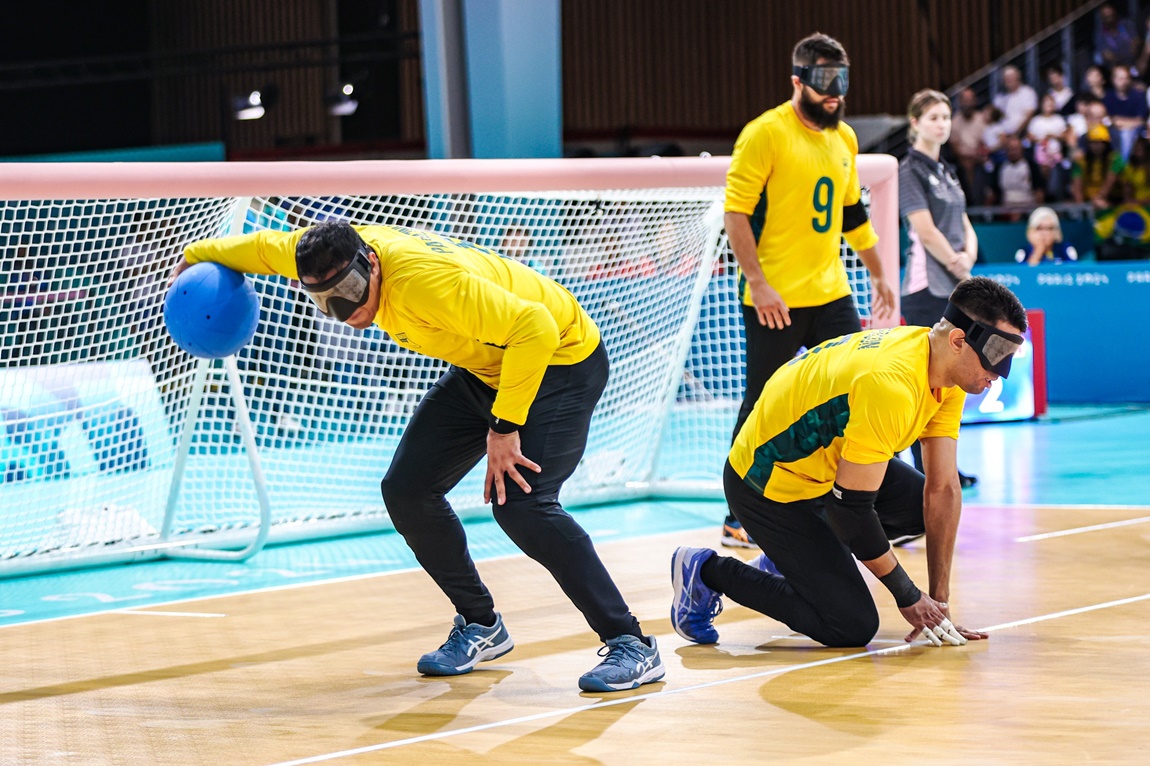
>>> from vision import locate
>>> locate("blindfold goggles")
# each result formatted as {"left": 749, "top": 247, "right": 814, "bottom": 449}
{"left": 300, "top": 245, "right": 372, "bottom": 322}
{"left": 793, "top": 64, "right": 850, "bottom": 97}
{"left": 943, "top": 302, "right": 1024, "bottom": 378}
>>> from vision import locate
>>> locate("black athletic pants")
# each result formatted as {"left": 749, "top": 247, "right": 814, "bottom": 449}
{"left": 380, "top": 342, "right": 641, "bottom": 643}
{"left": 901, "top": 289, "right": 951, "bottom": 473}
{"left": 702, "top": 459, "right": 925, "bottom": 647}
{"left": 733, "top": 295, "right": 862, "bottom": 441}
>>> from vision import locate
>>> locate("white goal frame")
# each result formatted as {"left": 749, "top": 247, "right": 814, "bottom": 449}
{"left": 0, "top": 155, "right": 897, "bottom": 577}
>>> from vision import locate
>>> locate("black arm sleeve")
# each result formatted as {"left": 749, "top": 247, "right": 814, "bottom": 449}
{"left": 842, "top": 199, "right": 870, "bottom": 233}
{"left": 823, "top": 484, "right": 889, "bottom": 561}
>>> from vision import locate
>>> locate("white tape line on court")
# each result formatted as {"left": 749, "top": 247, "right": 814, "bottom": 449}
{"left": 116, "top": 610, "right": 227, "bottom": 618}
{"left": 1015, "top": 515, "right": 1150, "bottom": 542}
{"left": 265, "top": 592, "right": 1150, "bottom": 766}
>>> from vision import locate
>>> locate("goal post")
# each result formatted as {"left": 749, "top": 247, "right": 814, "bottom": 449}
{"left": 0, "top": 155, "right": 898, "bottom": 577}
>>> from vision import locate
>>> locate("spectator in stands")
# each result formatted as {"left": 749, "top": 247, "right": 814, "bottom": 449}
{"left": 1119, "top": 134, "right": 1150, "bottom": 204}
{"left": 1095, "top": 2, "right": 1140, "bottom": 72}
{"left": 1066, "top": 93, "right": 1105, "bottom": 148}
{"left": 1027, "top": 94, "right": 1071, "bottom": 200}
{"left": 898, "top": 89, "right": 979, "bottom": 488}
{"left": 982, "top": 106, "right": 1009, "bottom": 162}
{"left": 1082, "top": 65, "right": 1110, "bottom": 102}
{"left": 1072, "top": 124, "right": 1124, "bottom": 208}
{"left": 950, "top": 88, "right": 989, "bottom": 203}
{"left": 1103, "top": 65, "right": 1148, "bottom": 158}
{"left": 1014, "top": 207, "right": 1079, "bottom": 265}
{"left": 1045, "top": 65, "right": 1076, "bottom": 115}
{"left": 987, "top": 135, "right": 1045, "bottom": 210}
{"left": 993, "top": 65, "right": 1038, "bottom": 136}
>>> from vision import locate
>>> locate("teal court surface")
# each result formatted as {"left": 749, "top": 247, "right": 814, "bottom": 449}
{"left": 4, "top": 404, "right": 1148, "bottom": 627}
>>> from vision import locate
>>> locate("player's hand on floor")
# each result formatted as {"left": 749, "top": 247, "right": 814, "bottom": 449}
{"left": 939, "top": 602, "right": 989, "bottom": 642}
{"left": 485, "top": 430, "right": 541, "bottom": 506}
{"left": 899, "top": 593, "right": 968, "bottom": 646}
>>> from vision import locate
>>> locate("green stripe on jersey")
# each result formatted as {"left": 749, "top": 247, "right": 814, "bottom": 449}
{"left": 744, "top": 393, "right": 851, "bottom": 494}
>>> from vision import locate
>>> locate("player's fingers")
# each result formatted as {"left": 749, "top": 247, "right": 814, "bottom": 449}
{"left": 779, "top": 306, "right": 791, "bottom": 327}
{"left": 937, "top": 618, "right": 967, "bottom": 646}
{"left": 483, "top": 464, "right": 496, "bottom": 504}
{"left": 518, "top": 455, "right": 542, "bottom": 474}
{"left": 493, "top": 473, "right": 507, "bottom": 506}
{"left": 904, "top": 626, "right": 923, "bottom": 643}
{"left": 922, "top": 625, "right": 943, "bottom": 646}
{"left": 507, "top": 467, "right": 533, "bottom": 495}
{"left": 957, "top": 626, "right": 989, "bottom": 641}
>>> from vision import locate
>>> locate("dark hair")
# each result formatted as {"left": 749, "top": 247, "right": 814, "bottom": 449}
{"left": 295, "top": 221, "right": 365, "bottom": 281}
{"left": 1045, "top": 64, "right": 1065, "bottom": 77}
{"left": 792, "top": 33, "right": 848, "bottom": 66}
{"left": 950, "top": 276, "right": 1028, "bottom": 332}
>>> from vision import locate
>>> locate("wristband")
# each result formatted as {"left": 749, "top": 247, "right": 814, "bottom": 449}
{"left": 878, "top": 562, "right": 922, "bottom": 608}
{"left": 489, "top": 415, "right": 520, "bottom": 434}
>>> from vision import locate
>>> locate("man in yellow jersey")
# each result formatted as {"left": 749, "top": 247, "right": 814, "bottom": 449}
{"left": 672, "top": 277, "right": 1026, "bottom": 649}
{"left": 719, "top": 32, "right": 897, "bottom": 549}
{"left": 169, "top": 221, "right": 664, "bottom": 692}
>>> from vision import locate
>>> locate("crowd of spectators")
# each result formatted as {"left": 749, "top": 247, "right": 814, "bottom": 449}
{"left": 940, "top": 2, "right": 1150, "bottom": 261}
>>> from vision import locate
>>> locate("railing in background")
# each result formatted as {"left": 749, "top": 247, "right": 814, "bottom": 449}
{"left": 949, "top": 0, "right": 1118, "bottom": 106}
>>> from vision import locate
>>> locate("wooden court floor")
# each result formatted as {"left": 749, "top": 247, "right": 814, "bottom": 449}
{"left": 4, "top": 504, "right": 1149, "bottom": 765}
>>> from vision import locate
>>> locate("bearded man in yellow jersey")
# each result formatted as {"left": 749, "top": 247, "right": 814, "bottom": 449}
{"left": 718, "top": 32, "right": 898, "bottom": 549}
{"left": 170, "top": 221, "right": 663, "bottom": 693}
{"left": 672, "top": 277, "right": 1026, "bottom": 649}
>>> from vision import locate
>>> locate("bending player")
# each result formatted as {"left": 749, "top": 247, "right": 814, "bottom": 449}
{"left": 718, "top": 32, "right": 896, "bottom": 549}
{"left": 170, "top": 221, "right": 664, "bottom": 693}
{"left": 673, "top": 277, "right": 1026, "bottom": 649}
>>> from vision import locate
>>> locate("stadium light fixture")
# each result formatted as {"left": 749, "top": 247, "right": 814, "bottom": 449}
{"left": 326, "top": 82, "right": 359, "bottom": 117}
{"left": 233, "top": 90, "right": 264, "bottom": 120}
{"left": 232, "top": 84, "right": 279, "bottom": 121}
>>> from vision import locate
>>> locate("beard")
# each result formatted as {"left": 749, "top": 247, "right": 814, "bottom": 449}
{"left": 798, "top": 87, "right": 846, "bottom": 129}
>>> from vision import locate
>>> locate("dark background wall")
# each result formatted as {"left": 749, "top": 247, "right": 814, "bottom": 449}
{"left": 0, "top": 0, "right": 1097, "bottom": 158}
{"left": 561, "top": 0, "right": 1089, "bottom": 138}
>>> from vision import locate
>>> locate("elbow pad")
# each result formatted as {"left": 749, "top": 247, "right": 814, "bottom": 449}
{"left": 824, "top": 483, "right": 888, "bottom": 561}
{"left": 842, "top": 200, "right": 869, "bottom": 233}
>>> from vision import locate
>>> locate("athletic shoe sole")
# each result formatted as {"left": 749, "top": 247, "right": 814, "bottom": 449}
{"left": 721, "top": 526, "right": 757, "bottom": 548}
{"left": 577, "top": 660, "right": 666, "bottom": 692}
{"left": 416, "top": 635, "right": 515, "bottom": 676}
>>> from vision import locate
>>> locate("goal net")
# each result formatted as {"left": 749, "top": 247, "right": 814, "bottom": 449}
{"left": 0, "top": 156, "right": 898, "bottom": 576}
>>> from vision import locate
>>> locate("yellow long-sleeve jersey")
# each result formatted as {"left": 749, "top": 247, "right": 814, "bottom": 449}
{"left": 184, "top": 225, "right": 600, "bottom": 427}
{"left": 729, "top": 326, "right": 965, "bottom": 503}
{"left": 724, "top": 101, "right": 880, "bottom": 308}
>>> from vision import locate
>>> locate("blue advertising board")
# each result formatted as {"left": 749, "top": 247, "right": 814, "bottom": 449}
{"left": 974, "top": 261, "right": 1150, "bottom": 403}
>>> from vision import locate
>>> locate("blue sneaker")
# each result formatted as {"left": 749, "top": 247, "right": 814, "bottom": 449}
{"left": 417, "top": 613, "right": 515, "bottom": 676}
{"left": 671, "top": 546, "right": 723, "bottom": 644}
{"left": 750, "top": 552, "right": 781, "bottom": 577}
{"left": 578, "top": 634, "right": 665, "bottom": 692}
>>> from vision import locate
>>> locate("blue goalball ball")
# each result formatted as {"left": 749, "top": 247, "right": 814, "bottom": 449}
{"left": 163, "top": 262, "right": 260, "bottom": 359}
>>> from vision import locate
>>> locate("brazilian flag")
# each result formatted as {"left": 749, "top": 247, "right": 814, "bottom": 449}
{"left": 1095, "top": 203, "right": 1150, "bottom": 244}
